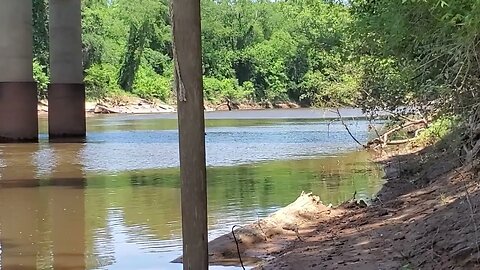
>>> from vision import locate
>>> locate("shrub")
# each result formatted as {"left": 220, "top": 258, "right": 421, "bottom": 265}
{"left": 417, "top": 117, "right": 456, "bottom": 145}
{"left": 85, "top": 63, "right": 121, "bottom": 100}
{"left": 132, "top": 65, "right": 172, "bottom": 101}
{"left": 33, "top": 59, "right": 49, "bottom": 99}
{"left": 203, "top": 77, "right": 253, "bottom": 103}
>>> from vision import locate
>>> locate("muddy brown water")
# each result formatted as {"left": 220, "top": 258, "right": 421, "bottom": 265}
{"left": 0, "top": 109, "right": 384, "bottom": 269}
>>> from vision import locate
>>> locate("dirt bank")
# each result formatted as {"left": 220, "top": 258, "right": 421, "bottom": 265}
{"left": 205, "top": 143, "right": 480, "bottom": 269}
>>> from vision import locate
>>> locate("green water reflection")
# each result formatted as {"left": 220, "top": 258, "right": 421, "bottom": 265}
{"left": 83, "top": 150, "right": 383, "bottom": 242}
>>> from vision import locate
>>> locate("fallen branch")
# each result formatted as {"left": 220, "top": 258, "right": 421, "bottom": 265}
{"left": 368, "top": 118, "right": 428, "bottom": 147}
{"left": 381, "top": 119, "right": 427, "bottom": 141}
{"left": 94, "top": 104, "right": 120, "bottom": 114}
{"left": 172, "top": 193, "right": 333, "bottom": 266}
{"left": 386, "top": 138, "right": 417, "bottom": 145}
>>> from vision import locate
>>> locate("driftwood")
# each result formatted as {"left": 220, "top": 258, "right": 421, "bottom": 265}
{"left": 333, "top": 108, "right": 428, "bottom": 148}
{"left": 94, "top": 104, "right": 120, "bottom": 114}
{"left": 368, "top": 118, "right": 428, "bottom": 147}
{"left": 172, "top": 192, "right": 336, "bottom": 267}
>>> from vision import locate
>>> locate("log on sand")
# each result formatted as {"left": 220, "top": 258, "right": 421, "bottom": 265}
{"left": 94, "top": 104, "right": 120, "bottom": 114}
{"left": 172, "top": 192, "right": 339, "bottom": 267}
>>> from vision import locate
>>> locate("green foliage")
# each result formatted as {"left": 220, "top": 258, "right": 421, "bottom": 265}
{"left": 85, "top": 63, "right": 121, "bottom": 100}
{"left": 203, "top": 77, "right": 252, "bottom": 102}
{"left": 32, "top": 0, "right": 49, "bottom": 67}
{"left": 33, "top": 60, "right": 50, "bottom": 100}
{"left": 30, "top": 0, "right": 480, "bottom": 115}
{"left": 31, "top": 0, "right": 365, "bottom": 105}
{"left": 132, "top": 65, "right": 171, "bottom": 101}
{"left": 417, "top": 117, "right": 456, "bottom": 145}
{"left": 352, "top": 0, "right": 480, "bottom": 118}
{"left": 300, "top": 62, "right": 361, "bottom": 107}
{"left": 200, "top": 0, "right": 358, "bottom": 105}
{"left": 357, "top": 57, "right": 416, "bottom": 112}
{"left": 82, "top": 0, "right": 108, "bottom": 69}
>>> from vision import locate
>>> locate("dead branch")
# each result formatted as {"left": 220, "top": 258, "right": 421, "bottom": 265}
{"left": 368, "top": 119, "right": 428, "bottom": 147}
{"left": 94, "top": 104, "right": 120, "bottom": 114}
{"left": 386, "top": 138, "right": 417, "bottom": 145}
{"left": 381, "top": 119, "right": 427, "bottom": 140}
{"left": 335, "top": 108, "right": 367, "bottom": 148}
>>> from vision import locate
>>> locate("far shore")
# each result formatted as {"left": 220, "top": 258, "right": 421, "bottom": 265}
{"left": 37, "top": 98, "right": 305, "bottom": 116}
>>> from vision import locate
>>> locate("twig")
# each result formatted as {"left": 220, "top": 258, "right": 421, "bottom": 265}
{"left": 334, "top": 108, "right": 367, "bottom": 148}
{"left": 294, "top": 227, "right": 304, "bottom": 242}
{"left": 352, "top": 190, "right": 357, "bottom": 201}
{"left": 368, "top": 113, "right": 382, "bottom": 139}
{"left": 232, "top": 225, "right": 246, "bottom": 270}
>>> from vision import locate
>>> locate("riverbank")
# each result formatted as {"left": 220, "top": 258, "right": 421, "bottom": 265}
{"left": 37, "top": 97, "right": 301, "bottom": 115}
{"left": 207, "top": 142, "right": 480, "bottom": 269}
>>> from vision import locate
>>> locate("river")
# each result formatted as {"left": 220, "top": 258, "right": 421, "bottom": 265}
{"left": 0, "top": 109, "right": 384, "bottom": 270}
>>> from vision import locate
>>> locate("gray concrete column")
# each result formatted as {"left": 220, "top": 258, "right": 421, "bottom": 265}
{"left": 48, "top": 0, "right": 86, "bottom": 139}
{"left": 0, "top": 0, "right": 38, "bottom": 142}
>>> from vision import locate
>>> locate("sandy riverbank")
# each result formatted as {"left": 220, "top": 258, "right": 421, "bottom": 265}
{"left": 202, "top": 143, "right": 480, "bottom": 269}
{"left": 37, "top": 98, "right": 301, "bottom": 115}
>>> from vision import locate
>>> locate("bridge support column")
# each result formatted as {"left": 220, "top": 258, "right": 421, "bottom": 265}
{"left": 48, "top": 0, "right": 86, "bottom": 139}
{"left": 0, "top": 0, "right": 38, "bottom": 142}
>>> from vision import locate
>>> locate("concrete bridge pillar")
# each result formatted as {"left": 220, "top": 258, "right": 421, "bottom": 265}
{"left": 48, "top": 0, "right": 86, "bottom": 139}
{"left": 0, "top": 0, "right": 38, "bottom": 142}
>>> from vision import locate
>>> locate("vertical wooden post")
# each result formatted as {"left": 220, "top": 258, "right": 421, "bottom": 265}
{"left": 171, "top": 0, "right": 208, "bottom": 269}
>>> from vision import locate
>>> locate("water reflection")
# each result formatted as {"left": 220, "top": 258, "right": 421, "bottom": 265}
{"left": 0, "top": 114, "right": 385, "bottom": 270}
{"left": 0, "top": 143, "right": 86, "bottom": 270}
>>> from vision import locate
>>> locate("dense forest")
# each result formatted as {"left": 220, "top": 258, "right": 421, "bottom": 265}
{"left": 33, "top": 0, "right": 480, "bottom": 119}
{"left": 32, "top": 0, "right": 357, "bottom": 106}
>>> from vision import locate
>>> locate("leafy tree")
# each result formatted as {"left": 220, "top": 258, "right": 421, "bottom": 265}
{"left": 32, "top": 0, "right": 49, "bottom": 68}
{"left": 352, "top": 0, "right": 480, "bottom": 117}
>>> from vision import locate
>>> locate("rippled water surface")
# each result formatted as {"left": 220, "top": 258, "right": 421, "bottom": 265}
{"left": 0, "top": 109, "right": 384, "bottom": 269}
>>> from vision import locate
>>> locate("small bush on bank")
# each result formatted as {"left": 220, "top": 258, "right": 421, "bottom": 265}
{"left": 203, "top": 77, "right": 253, "bottom": 103}
{"left": 85, "top": 63, "right": 121, "bottom": 100}
{"left": 417, "top": 117, "right": 456, "bottom": 146}
{"left": 33, "top": 59, "right": 49, "bottom": 99}
{"left": 132, "top": 65, "right": 171, "bottom": 101}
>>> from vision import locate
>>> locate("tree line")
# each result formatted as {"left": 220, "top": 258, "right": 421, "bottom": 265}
{"left": 32, "top": 0, "right": 480, "bottom": 118}
{"left": 32, "top": 0, "right": 355, "bottom": 106}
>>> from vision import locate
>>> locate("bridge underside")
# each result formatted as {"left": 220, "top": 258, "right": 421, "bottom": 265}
{"left": 0, "top": 0, "right": 85, "bottom": 142}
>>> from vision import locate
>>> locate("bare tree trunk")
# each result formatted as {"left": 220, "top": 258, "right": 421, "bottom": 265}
{"left": 171, "top": 0, "right": 208, "bottom": 269}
